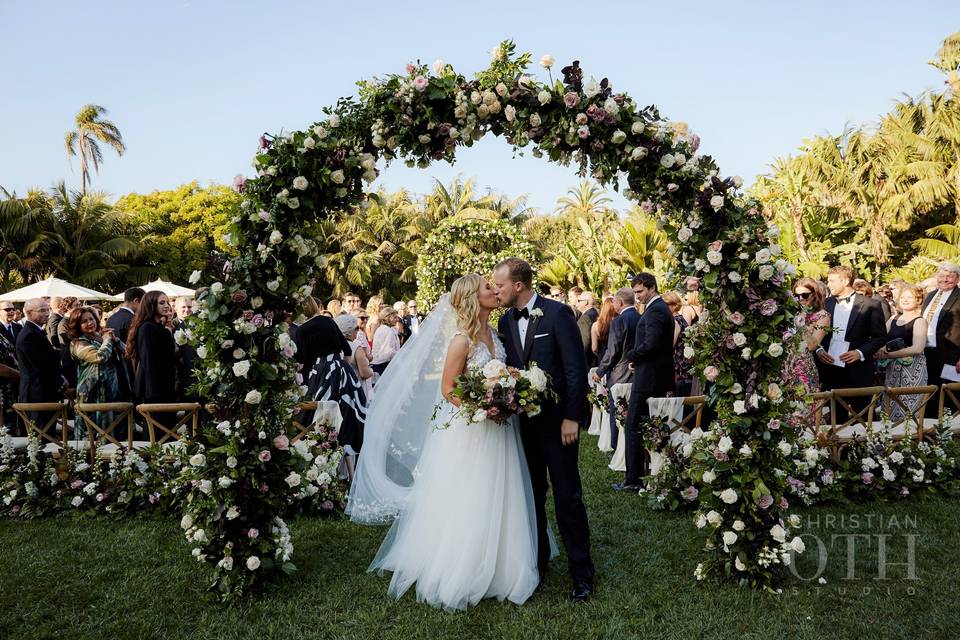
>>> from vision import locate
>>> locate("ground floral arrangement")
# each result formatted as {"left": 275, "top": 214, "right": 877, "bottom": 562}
{"left": 415, "top": 217, "right": 537, "bottom": 312}
{"left": 0, "top": 421, "right": 346, "bottom": 555}
{"left": 644, "top": 415, "right": 960, "bottom": 514}
{"left": 144, "top": 39, "right": 823, "bottom": 598}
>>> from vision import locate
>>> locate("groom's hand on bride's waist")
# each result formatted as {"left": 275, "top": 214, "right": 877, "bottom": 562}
{"left": 561, "top": 419, "right": 579, "bottom": 446}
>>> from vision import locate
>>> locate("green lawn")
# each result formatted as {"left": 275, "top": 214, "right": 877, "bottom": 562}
{"left": 2, "top": 441, "right": 956, "bottom": 640}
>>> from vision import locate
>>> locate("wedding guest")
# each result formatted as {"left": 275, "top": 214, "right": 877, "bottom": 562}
{"left": 0, "top": 327, "right": 19, "bottom": 431}
{"left": 126, "top": 292, "right": 177, "bottom": 424}
{"left": 371, "top": 307, "right": 401, "bottom": 375}
{"left": 0, "top": 302, "right": 22, "bottom": 345}
{"left": 403, "top": 300, "right": 422, "bottom": 336}
{"left": 921, "top": 262, "right": 960, "bottom": 389}
{"left": 568, "top": 286, "right": 584, "bottom": 318}
{"left": 68, "top": 307, "right": 130, "bottom": 438}
{"left": 172, "top": 299, "right": 198, "bottom": 402}
{"left": 53, "top": 297, "right": 80, "bottom": 347}
{"left": 393, "top": 301, "right": 412, "bottom": 344}
{"left": 548, "top": 285, "right": 565, "bottom": 302}
{"left": 174, "top": 297, "right": 193, "bottom": 322}
{"left": 294, "top": 296, "right": 352, "bottom": 374}
{"left": 623, "top": 273, "right": 675, "bottom": 490}
{"left": 364, "top": 295, "right": 384, "bottom": 343}
{"left": 817, "top": 265, "right": 887, "bottom": 393}
{"left": 11, "top": 307, "right": 24, "bottom": 325}
{"left": 593, "top": 287, "right": 640, "bottom": 454}
{"left": 878, "top": 286, "right": 928, "bottom": 422}
{"left": 877, "top": 284, "right": 897, "bottom": 319}
{"left": 590, "top": 297, "right": 616, "bottom": 367}
{"left": 327, "top": 299, "right": 344, "bottom": 316}
{"left": 355, "top": 310, "right": 372, "bottom": 349}
{"left": 789, "top": 277, "right": 831, "bottom": 393}
{"left": 855, "top": 279, "right": 890, "bottom": 322}
{"left": 341, "top": 291, "right": 362, "bottom": 315}
{"left": 15, "top": 298, "right": 63, "bottom": 426}
{"left": 680, "top": 289, "right": 702, "bottom": 326}
{"left": 662, "top": 291, "right": 692, "bottom": 397}
{"left": 108, "top": 288, "right": 144, "bottom": 344}
{"left": 576, "top": 291, "right": 599, "bottom": 367}
{"left": 336, "top": 313, "right": 375, "bottom": 399}
{"left": 46, "top": 296, "right": 66, "bottom": 348}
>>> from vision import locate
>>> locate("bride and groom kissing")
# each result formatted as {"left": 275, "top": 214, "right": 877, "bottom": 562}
{"left": 347, "top": 257, "right": 595, "bottom": 611}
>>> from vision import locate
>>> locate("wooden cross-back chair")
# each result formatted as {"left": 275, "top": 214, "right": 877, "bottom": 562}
{"left": 12, "top": 401, "right": 70, "bottom": 451}
{"left": 291, "top": 401, "right": 319, "bottom": 443}
{"left": 137, "top": 403, "right": 200, "bottom": 445}
{"left": 938, "top": 382, "right": 960, "bottom": 434}
{"left": 805, "top": 391, "right": 833, "bottom": 444}
{"left": 826, "top": 386, "right": 885, "bottom": 461}
{"left": 75, "top": 402, "right": 135, "bottom": 460}
{"left": 883, "top": 385, "right": 939, "bottom": 442}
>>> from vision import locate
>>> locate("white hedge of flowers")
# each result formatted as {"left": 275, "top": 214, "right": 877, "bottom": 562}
{"left": 415, "top": 217, "right": 536, "bottom": 312}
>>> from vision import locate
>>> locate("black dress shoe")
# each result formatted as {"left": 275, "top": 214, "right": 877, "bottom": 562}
{"left": 611, "top": 481, "right": 641, "bottom": 492}
{"left": 570, "top": 581, "right": 593, "bottom": 603}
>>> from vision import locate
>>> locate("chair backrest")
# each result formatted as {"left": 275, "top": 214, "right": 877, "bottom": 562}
{"left": 137, "top": 403, "right": 201, "bottom": 445}
{"left": 292, "top": 401, "right": 319, "bottom": 442}
{"left": 805, "top": 391, "right": 833, "bottom": 441}
{"left": 678, "top": 396, "right": 705, "bottom": 432}
{"left": 75, "top": 402, "right": 135, "bottom": 453}
{"left": 939, "top": 382, "right": 960, "bottom": 421}
{"left": 12, "top": 401, "right": 70, "bottom": 448}
{"left": 884, "top": 385, "right": 938, "bottom": 440}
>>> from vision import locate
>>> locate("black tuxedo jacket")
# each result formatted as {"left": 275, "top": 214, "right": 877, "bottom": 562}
{"left": 821, "top": 294, "right": 887, "bottom": 359}
{"left": 922, "top": 288, "right": 960, "bottom": 366}
{"left": 628, "top": 298, "right": 675, "bottom": 395}
{"left": 596, "top": 306, "right": 639, "bottom": 386}
{"left": 16, "top": 322, "right": 62, "bottom": 403}
{"left": 577, "top": 307, "right": 599, "bottom": 365}
{"left": 498, "top": 296, "right": 588, "bottom": 424}
{"left": 0, "top": 321, "right": 21, "bottom": 345}
{"left": 107, "top": 307, "right": 136, "bottom": 344}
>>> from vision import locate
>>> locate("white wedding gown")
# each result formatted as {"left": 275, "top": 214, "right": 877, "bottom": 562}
{"left": 368, "top": 331, "right": 540, "bottom": 611}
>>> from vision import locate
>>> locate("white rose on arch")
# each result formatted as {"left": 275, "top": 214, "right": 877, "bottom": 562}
{"left": 718, "top": 488, "right": 738, "bottom": 504}
{"left": 292, "top": 176, "right": 309, "bottom": 190}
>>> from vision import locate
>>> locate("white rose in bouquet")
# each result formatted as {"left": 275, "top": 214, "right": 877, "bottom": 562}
{"left": 706, "top": 510, "right": 722, "bottom": 526}
{"left": 481, "top": 359, "right": 509, "bottom": 380}
{"left": 233, "top": 360, "right": 251, "bottom": 378}
{"left": 523, "top": 365, "right": 548, "bottom": 392}
{"left": 717, "top": 436, "right": 733, "bottom": 453}
{"left": 292, "top": 176, "right": 309, "bottom": 190}
{"left": 702, "top": 469, "right": 716, "bottom": 484}
{"left": 722, "top": 531, "right": 738, "bottom": 546}
{"left": 246, "top": 556, "right": 261, "bottom": 571}
{"left": 244, "top": 390, "right": 262, "bottom": 405}
{"left": 770, "top": 524, "right": 787, "bottom": 543}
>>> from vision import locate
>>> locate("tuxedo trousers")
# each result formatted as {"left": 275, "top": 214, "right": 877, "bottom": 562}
{"left": 520, "top": 419, "right": 595, "bottom": 585}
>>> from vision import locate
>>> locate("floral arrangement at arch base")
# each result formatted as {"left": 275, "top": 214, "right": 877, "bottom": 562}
{"left": 182, "top": 39, "right": 808, "bottom": 598}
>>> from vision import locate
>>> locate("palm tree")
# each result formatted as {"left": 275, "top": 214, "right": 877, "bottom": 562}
{"left": 64, "top": 104, "right": 126, "bottom": 195}
{"left": 0, "top": 187, "right": 50, "bottom": 290}
{"left": 615, "top": 208, "right": 670, "bottom": 277}
{"left": 753, "top": 156, "right": 816, "bottom": 265}
{"left": 554, "top": 180, "right": 614, "bottom": 219}
{"left": 422, "top": 176, "right": 506, "bottom": 220}
{"left": 40, "top": 182, "right": 146, "bottom": 287}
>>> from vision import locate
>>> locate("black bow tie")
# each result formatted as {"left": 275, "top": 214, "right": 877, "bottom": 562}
{"left": 512, "top": 307, "right": 530, "bottom": 321}
{"left": 838, "top": 294, "right": 854, "bottom": 304}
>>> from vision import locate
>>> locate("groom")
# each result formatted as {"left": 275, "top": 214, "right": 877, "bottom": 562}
{"left": 493, "top": 258, "right": 595, "bottom": 603}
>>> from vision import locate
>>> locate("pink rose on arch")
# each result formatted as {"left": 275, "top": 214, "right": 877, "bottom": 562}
{"left": 563, "top": 92, "right": 581, "bottom": 108}
{"left": 577, "top": 125, "right": 590, "bottom": 139}
{"left": 413, "top": 75, "right": 428, "bottom": 92}
{"left": 708, "top": 240, "right": 723, "bottom": 252}
{"left": 231, "top": 290, "right": 248, "bottom": 304}
{"left": 258, "top": 450, "right": 271, "bottom": 462}
{"left": 759, "top": 299, "right": 778, "bottom": 316}
{"left": 682, "top": 486, "right": 699, "bottom": 501}
{"left": 248, "top": 528, "right": 259, "bottom": 539}
{"left": 758, "top": 495, "right": 774, "bottom": 510}
{"left": 243, "top": 310, "right": 254, "bottom": 321}
{"left": 10, "top": 504, "right": 21, "bottom": 515}
{"left": 259, "top": 483, "right": 269, "bottom": 493}
{"left": 703, "top": 366, "right": 720, "bottom": 382}
{"left": 259, "top": 135, "right": 270, "bottom": 150}
{"left": 405, "top": 63, "right": 416, "bottom": 74}
{"left": 252, "top": 314, "right": 264, "bottom": 327}
{"left": 729, "top": 312, "right": 745, "bottom": 325}
{"left": 768, "top": 419, "right": 781, "bottom": 430}
{"left": 667, "top": 183, "right": 679, "bottom": 192}
{"left": 724, "top": 334, "right": 737, "bottom": 350}
{"left": 779, "top": 496, "right": 789, "bottom": 509}
{"left": 640, "top": 201, "right": 654, "bottom": 214}
{"left": 233, "top": 174, "right": 246, "bottom": 193}
{"left": 283, "top": 346, "right": 295, "bottom": 358}
{"left": 861, "top": 472, "right": 874, "bottom": 484}
{"left": 273, "top": 435, "right": 289, "bottom": 450}
{"left": 689, "top": 133, "right": 701, "bottom": 153}
{"left": 295, "top": 372, "right": 304, "bottom": 385}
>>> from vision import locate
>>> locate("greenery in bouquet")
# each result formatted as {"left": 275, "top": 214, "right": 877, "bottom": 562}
{"left": 438, "top": 359, "right": 557, "bottom": 429}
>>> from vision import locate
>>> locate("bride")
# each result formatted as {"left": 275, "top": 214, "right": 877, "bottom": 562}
{"left": 347, "top": 273, "right": 540, "bottom": 611}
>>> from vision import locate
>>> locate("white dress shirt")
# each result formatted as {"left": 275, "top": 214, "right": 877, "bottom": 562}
{"left": 517, "top": 293, "right": 539, "bottom": 346}
{"left": 828, "top": 293, "right": 862, "bottom": 360}
{"left": 925, "top": 288, "right": 954, "bottom": 347}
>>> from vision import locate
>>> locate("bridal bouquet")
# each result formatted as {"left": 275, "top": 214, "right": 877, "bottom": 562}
{"left": 437, "top": 359, "right": 557, "bottom": 429}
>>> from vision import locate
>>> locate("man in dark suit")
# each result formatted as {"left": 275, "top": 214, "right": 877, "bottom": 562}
{"left": 0, "top": 302, "right": 22, "bottom": 345}
{"left": 494, "top": 257, "right": 595, "bottom": 603}
{"left": 107, "top": 287, "right": 145, "bottom": 344}
{"left": 592, "top": 287, "right": 639, "bottom": 453}
{"left": 622, "top": 273, "right": 675, "bottom": 489}
{"left": 816, "top": 265, "right": 887, "bottom": 392}
{"left": 45, "top": 296, "right": 65, "bottom": 348}
{"left": 15, "top": 298, "right": 63, "bottom": 425}
{"left": 575, "top": 291, "right": 600, "bottom": 367}
{"left": 921, "top": 262, "right": 960, "bottom": 388}
{"left": 400, "top": 299, "right": 423, "bottom": 338}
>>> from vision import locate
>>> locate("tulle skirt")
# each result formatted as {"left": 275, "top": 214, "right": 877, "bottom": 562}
{"left": 368, "top": 407, "right": 539, "bottom": 611}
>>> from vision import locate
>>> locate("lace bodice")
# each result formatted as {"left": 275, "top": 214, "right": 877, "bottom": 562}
{"left": 455, "top": 327, "right": 506, "bottom": 368}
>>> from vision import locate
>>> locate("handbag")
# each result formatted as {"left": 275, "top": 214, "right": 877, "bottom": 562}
{"left": 885, "top": 338, "right": 906, "bottom": 352}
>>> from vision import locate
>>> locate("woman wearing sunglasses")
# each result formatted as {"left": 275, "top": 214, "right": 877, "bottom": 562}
{"left": 789, "top": 277, "right": 831, "bottom": 392}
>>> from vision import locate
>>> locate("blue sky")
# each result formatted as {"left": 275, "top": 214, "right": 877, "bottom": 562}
{"left": 0, "top": 1, "right": 954, "bottom": 213}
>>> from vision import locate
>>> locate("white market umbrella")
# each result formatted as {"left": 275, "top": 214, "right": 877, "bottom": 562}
{"left": 108, "top": 278, "right": 196, "bottom": 301}
{"left": 0, "top": 277, "right": 113, "bottom": 302}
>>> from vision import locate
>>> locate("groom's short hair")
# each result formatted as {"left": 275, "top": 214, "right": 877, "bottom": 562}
{"left": 495, "top": 258, "right": 533, "bottom": 289}
{"left": 631, "top": 272, "right": 657, "bottom": 291}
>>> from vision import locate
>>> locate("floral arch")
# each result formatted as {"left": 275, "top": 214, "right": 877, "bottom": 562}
{"left": 184, "top": 41, "right": 802, "bottom": 598}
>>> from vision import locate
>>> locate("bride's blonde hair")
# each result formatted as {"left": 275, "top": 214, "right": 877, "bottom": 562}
{"left": 450, "top": 273, "right": 484, "bottom": 345}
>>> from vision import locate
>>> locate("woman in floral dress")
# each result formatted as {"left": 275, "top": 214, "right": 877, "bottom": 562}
{"left": 789, "top": 278, "right": 831, "bottom": 393}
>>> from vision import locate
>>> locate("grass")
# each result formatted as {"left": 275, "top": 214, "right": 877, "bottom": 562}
{"left": 1, "top": 441, "right": 957, "bottom": 640}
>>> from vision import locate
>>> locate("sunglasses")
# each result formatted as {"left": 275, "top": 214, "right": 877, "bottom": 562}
{"left": 793, "top": 291, "right": 813, "bottom": 300}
